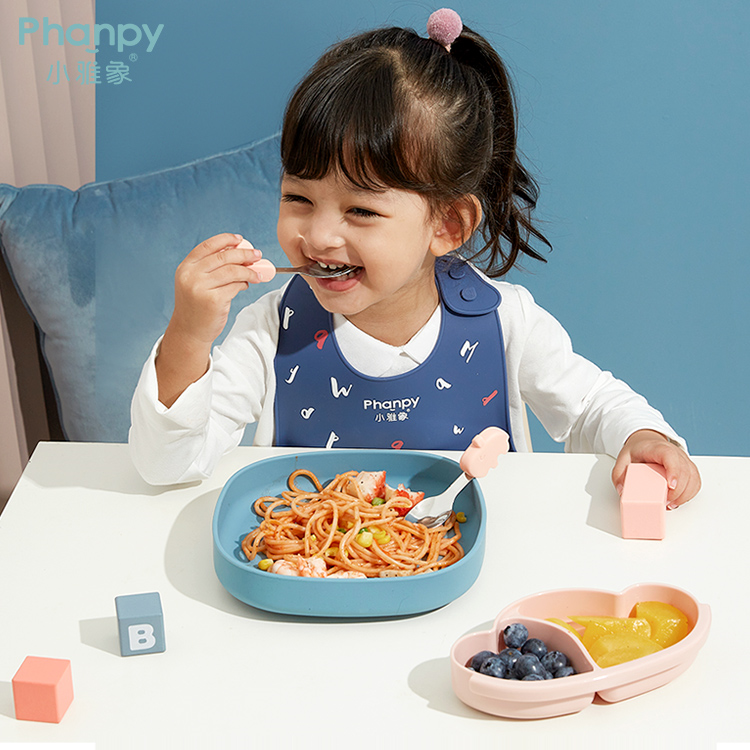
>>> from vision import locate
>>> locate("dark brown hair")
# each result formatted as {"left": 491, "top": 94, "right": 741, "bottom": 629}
{"left": 281, "top": 25, "right": 549, "bottom": 277}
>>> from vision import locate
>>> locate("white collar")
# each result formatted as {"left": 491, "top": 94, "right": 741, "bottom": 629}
{"left": 332, "top": 306, "right": 442, "bottom": 377}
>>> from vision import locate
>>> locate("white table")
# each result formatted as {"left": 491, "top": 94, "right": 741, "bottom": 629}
{"left": 0, "top": 443, "right": 747, "bottom": 748}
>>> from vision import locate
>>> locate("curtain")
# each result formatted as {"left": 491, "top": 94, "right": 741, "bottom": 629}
{"left": 0, "top": 0, "right": 95, "bottom": 506}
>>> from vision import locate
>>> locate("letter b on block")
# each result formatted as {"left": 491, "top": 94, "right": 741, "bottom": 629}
{"left": 128, "top": 624, "right": 156, "bottom": 651}
{"left": 115, "top": 592, "right": 166, "bottom": 656}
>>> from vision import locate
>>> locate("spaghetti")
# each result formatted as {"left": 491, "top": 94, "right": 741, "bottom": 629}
{"left": 241, "top": 469, "right": 464, "bottom": 578}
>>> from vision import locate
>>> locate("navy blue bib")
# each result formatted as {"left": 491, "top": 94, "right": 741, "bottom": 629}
{"left": 273, "top": 257, "right": 515, "bottom": 451}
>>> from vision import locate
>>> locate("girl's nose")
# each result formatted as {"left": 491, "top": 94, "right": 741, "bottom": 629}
{"left": 303, "top": 212, "right": 345, "bottom": 253}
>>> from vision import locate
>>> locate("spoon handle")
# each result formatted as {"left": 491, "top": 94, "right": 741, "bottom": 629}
{"left": 247, "top": 259, "right": 354, "bottom": 281}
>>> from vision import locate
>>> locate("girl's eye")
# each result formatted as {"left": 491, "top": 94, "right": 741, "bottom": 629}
{"left": 350, "top": 207, "right": 380, "bottom": 218}
{"left": 281, "top": 194, "right": 311, "bottom": 206}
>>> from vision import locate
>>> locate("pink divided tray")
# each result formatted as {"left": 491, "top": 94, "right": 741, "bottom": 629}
{"left": 450, "top": 583, "right": 710, "bottom": 719}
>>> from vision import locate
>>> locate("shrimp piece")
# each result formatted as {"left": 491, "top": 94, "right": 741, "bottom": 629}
{"left": 348, "top": 471, "right": 386, "bottom": 502}
{"left": 271, "top": 556, "right": 328, "bottom": 577}
{"left": 327, "top": 570, "right": 367, "bottom": 579}
{"left": 270, "top": 559, "right": 299, "bottom": 576}
{"left": 297, "top": 556, "right": 327, "bottom": 578}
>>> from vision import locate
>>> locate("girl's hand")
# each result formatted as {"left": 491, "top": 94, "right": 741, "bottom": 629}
{"left": 170, "top": 233, "right": 263, "bottom": 346}
{"left": 612, "top": 430, "right": 701, "bottom": 509}
{"left": 155, "top": 234, "right": 262, "bottom": 408}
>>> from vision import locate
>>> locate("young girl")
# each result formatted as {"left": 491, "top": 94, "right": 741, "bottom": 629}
{"left": 129, "top": 10, "right": 700, "bottom": 507}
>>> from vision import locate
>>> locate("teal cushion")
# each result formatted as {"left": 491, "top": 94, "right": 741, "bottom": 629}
{"left": 0, "top": 134, "right": 286, "bottom": 442}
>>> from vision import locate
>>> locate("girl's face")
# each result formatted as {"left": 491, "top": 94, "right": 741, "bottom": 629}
{"left": 277, "top": 172, "right": 450, "bottom": 345}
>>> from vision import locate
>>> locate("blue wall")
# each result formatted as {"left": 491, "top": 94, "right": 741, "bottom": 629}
{"left": 96, "top": 0, "right": 750, "bottom": 456}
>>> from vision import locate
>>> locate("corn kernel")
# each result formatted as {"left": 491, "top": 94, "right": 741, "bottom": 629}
{"left": 456, "top": 512, "right": 467, "bottom": 523}
{"left": 372, "top": 529, "right": 391, "bottom": 545}
{"left": 356, "top": 531, "right": 374, "bottom": 547}
{"left": 258, "top": 558, "right": 273, "bottom": 571}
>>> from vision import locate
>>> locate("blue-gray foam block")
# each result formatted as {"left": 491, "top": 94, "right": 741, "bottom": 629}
{"left": 115, "top": 592, "right": 166, "bottom": 657}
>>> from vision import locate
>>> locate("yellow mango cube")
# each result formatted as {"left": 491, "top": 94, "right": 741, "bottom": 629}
{"left": 631, "top": 601, "right": 689, "bottom": 648}
{"left": 571, "top": 616, "right": 652, "bottom": 650}
{"left": 546, "top": 617, "right": 584, "bottom": 640}
{"left": 588, "top": 632, "right": 663, "bottom": 668}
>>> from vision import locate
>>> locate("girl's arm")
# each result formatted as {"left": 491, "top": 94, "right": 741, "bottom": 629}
{"left": 503, "top": 283, "right": 700, "bottom": 506}
{"left": 129, "top": 272, "right": 283, "bottom": 486}
{"left": 155, "top": 233, "right": 263, "bottom": 407}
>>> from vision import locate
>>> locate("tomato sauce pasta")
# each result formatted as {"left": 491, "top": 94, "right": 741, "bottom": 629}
{"left": 241, "top": 469, "right": 464, "bottom": 578}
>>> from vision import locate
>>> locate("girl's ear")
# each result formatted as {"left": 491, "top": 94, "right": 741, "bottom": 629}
{"left": 429, "top": 195, "right": 483, "bottom": 257}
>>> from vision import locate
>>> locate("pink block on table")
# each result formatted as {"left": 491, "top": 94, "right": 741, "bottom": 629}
{"left": 12, "top": 656, "right": 74, "bottom": 723}
{"left": 620, "top": 463, "right": 668, "bottom": 540}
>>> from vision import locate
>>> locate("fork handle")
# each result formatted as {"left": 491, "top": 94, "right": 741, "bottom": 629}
{"left": 445, "top": 472, "right": 471, "bottom": 498}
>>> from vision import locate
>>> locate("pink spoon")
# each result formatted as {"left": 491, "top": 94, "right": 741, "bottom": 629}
{"left": 247, "top": 258, "right": 356, "bottom": 282}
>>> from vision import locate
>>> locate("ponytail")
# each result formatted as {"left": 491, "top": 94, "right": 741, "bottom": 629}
{"left": 451, "top": 28, "right": 550, "bottom": 276}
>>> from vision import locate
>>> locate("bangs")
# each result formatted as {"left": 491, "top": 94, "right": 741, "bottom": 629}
{"left": 281, "top": 48, "right": 438, "bottom": 194}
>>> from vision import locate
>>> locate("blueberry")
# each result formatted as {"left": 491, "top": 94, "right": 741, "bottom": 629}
{"left": 522, "top": 673, "right": 545, "bottom": 681}
{"left": 479, "top": 656, "right": 509, "bottom": 679}
{"left": 512, "top": 653, "right": 545, "bottom": 680}
{"left": 502, "top": 623, "right": 528, "bottom": 650}
{"left": 521, "top": 638, "right": 548, "bottom": 660}
{"left": 555, "top": 665, "right": 577, "bottom": 678}
{"left": 541, "top": 650, "right": 569, "bottom": 673}
{"left": 469, "top": 650, "right": 496, "bottom": 672}
{"left": 496, "top": 648, "right": 523, "bottom": 670}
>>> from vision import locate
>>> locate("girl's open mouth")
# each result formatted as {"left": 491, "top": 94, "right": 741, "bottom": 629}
{"left": 313, "top": 262, "right": 363, "bottom": 290}
{"left": 312, "top": 260, "right": 361, "bottom": 279}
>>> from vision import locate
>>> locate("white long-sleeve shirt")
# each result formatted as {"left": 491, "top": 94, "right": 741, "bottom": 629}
{"left": 129, "top": 278, "right": 685, "bottom": 485}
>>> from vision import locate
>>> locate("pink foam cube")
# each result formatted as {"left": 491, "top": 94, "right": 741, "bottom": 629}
{"left": 620, "top": 463, "right": 668, "bottom": 540}
{"left": 12, "top": 656, "right": 74, "bottom": 723}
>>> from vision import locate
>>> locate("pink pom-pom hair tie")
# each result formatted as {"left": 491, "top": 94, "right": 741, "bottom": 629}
{"left": 427, "top": 8, "right": 463, "bottom": 52}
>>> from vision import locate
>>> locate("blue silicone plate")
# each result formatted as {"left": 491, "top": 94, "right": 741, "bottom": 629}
{"left": 212, "top": 450, "right": 486, "bottom": 617}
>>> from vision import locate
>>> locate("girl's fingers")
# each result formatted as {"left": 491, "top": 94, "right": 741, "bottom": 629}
{"left": 188, "top": 233, "right": 246, "bottom": 261}
{"left": 657, "top": 444, "right": 700, "bottom": 508}
{"left": 202, "top": 244, "right": 260, "bottom": 272}
{"left": 216, "top": 280, "right": 251, "bottom": 298}
{"left": 611, "top": 453, "right": 631, "bottom": 495}
{"left": 667, "top": 464, "right": 702, "bottom": 509}
{"left": 201, "top": 262, "right": 262, "bottom": 289}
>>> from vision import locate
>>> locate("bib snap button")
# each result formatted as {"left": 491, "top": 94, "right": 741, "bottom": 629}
{"left": 449, "top": 264, "right": 466, "bottom": 279}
